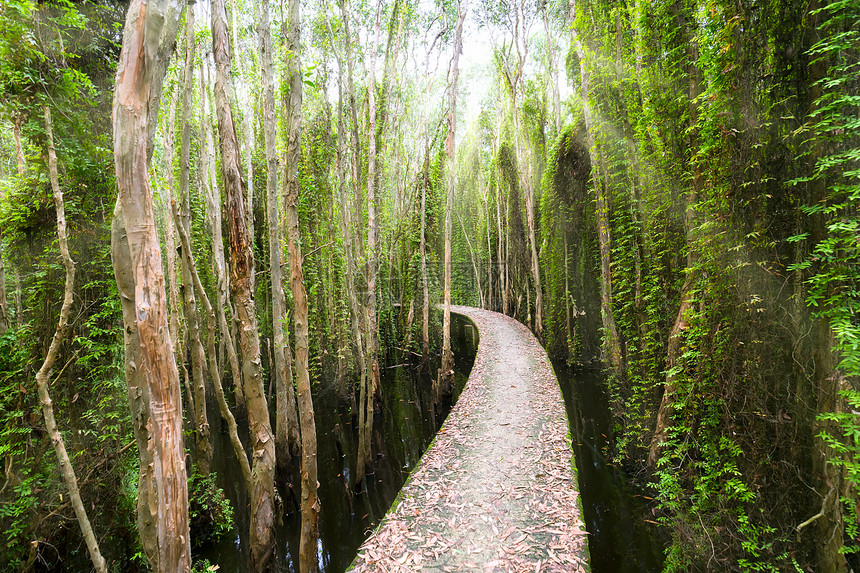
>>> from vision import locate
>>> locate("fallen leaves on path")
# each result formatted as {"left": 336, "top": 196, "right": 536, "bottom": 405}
{"left": 350, "top": 307, "right": 588, "bottom": 573}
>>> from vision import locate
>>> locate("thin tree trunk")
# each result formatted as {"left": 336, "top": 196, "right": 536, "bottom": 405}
{"left": 524, "top": 156, "right": 543, "bottom": 338}
{"left": 112, "top": 0, "right": 190, "bottom": 569}
{"left": 172, "top": 201, "right": 252, "bottom": 491}
{"left": 0, "top": 117, "right": 25, "bottom": 335}
{"left": 0, "top": 118, "right": 21, "bottom": 334}
{"left": 495, "top": 177, "right": 506, "bottom": 314}
{"left": 210, "top": 0, "right": 276, "bottom": 567}
{"left": 323, "top": 0, "right": 361, "bottom": 386}
{"left": 507, "top": 1, "right": 542, "bottom": 338}
{"left": 356, "top": 0, "right": 384, "bottom": 488}
{"left": 282, "top": 0, "right": 320, "bottom": 567}
{"left": 200, "top": 58, "right": 245, "bottom": 412}
{"left": 439, "top": 0, "right": 466, "bottom": 399}
{"left": 458, "top": 211, "right": 483, "bottom": 308}
{"left": 13, "top": 117, "right": 25, "bottom": 176}
{"left": 177, "top": 6, "right": 211, "bottom": 475}
{"left": 542, "top": 5, "right": 561, "bottom": 136}
{"left": 162, "top": 85, "right": 183, "bottom": 376}
{"left": 564, "top": 228, "right": 573, "bottom": 361}
{"left": 335, "top": 0, "right": 367, "bottom": 380}
{"left": 421, "top": 158, "right": 430, "bottom": 356}
{"left": 260, "top": 0, "right": 300, "bottom": 478}
{"left": 0, "top": 204, "right": 7, "bottom": 335}
{"left": 40, "top": 106, "right": 107, "bottom": 573}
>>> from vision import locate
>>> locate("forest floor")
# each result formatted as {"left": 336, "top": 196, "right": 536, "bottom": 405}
{"left": 349, "top": 306, "right": 589, "bottom": 572}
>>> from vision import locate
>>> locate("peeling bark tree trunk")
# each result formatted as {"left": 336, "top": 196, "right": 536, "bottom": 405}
{"left": 40, "top": 106, "right": 107, "bottom": 573}
{"left": 323, "top": 3, "right": 359, "bottom": 387}
{"left": 282, "top": 0, "right": 320, "bottom": 568}
{"left": 439, "top": 0, "right": 466, "bottom": 400}
{"left": 111, "top": 0, "right": 190, "bottom": 570}
{"left": 162, "top": 85, "right": 183, "bottom": 378}
{"left": 260, "top": 0, "right": 300, "bottom": 478}
{"left": 209, "top": 0, "right": 276, "bottom": 567}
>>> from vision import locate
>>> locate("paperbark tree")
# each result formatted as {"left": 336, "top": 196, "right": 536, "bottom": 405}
{"left": 199, "top": 56, "right": 245, "bottom": 411}
{"left": 210, "top": 0, "right": 276, "bottom": 566}
{"left": 260, "top": 0, "right": 300, "bottom": 476}
{"left": 322, "top": 0, "right": 361, "bottom": 386}
{"left": 172, "top": 201, "right": 252, "bottom": 491}
{"left": 162, "top": 85, "right": 183, "bottom": 377}
{"left": 39, "top": 106, "right": 107, "bottom": 573}
{"left": 336, "top": 0, "right": 367, "bottom": 385}
{"left": 111, "top": 0, "right": 190, "bottom": 570}
{"left": 282, "top": 0, "right": 320, "bottom": 568}
{"left": 177, "top": 3, "right": 212, "bottom": 475}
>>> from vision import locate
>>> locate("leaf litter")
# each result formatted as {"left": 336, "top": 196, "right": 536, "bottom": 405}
{"left": 349, "top": 307, "right": 588, "bottom": 572}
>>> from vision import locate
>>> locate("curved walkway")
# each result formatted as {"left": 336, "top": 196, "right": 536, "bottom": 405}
{"left": 350, "top": 306, "right": 588, "bottom": 572}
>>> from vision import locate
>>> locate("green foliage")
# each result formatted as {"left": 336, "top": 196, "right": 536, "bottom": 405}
{"left": 188, "top": 472, "right": 235, "bottom": 549}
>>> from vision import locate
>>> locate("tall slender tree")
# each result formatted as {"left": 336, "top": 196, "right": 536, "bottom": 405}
{"left": 260, "top": 0, "right": 300, "bottom": 477}
{"left": 39, "top": 106, "right": 107, "bottom": 573}
{"left": 282, "top": 0, "right": 320, "bottom": 567}
{"left": 210, "top": 0, "right": 276, "bottom": 566}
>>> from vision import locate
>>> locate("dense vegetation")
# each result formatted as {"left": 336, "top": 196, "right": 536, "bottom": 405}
{"left": 0, "top": 0, "right": 857, "bottom": 571}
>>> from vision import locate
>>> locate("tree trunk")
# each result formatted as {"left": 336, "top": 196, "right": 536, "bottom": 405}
{"left": 323, "top": 2, "right": 362, "bottom": 386}
{"left": 209, "top": 0, "right": 276, "bottom": 567}
{"left": 282, "top": 0, "right": 320, "bottom": 567}
{"left": 199, "top": 57, "right": 246, "bottom": 412}
{"left": 40, "top": 106, "right": 108, "bottom": 573}
{"left": 162, "top": 85, "right": 183, "bottom": 381}
{"left": 421, "top": 156, "right": 430, "bottom": 356}
{"left": 358, "top": 0, "right": 384, "bottom": 486}
{"left": 0, "top": 199, "right": 7, "bottom": 335}
{"left": 172, "top": 202, "right": 252, "bottom": 491}
{"left": 542, "top": 5, "right": 561, "bottom": 137}
{"left": 112, "top": 1, "right": 190, "bottom": 570}
{"left": 260, "top": 0, "right": 300, "bottom": 478}
{"left": 439, "top": 0, "right": 466, "bottom": 399}
{"left": 458, "top": 211, "right": 484, "bottom": 308}
{"left": 176, "top": 5, "right": 211, "bottom": 476}
{"left": 335, "top": 0, "right": 367, "bottom": 382}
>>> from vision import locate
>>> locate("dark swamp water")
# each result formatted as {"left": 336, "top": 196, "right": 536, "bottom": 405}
{"left": 198, "top": 315, "right": 475, "bottom": 572}
{"left": 199, "top": 316, "right": 662, "bottom": 572}
{"left": 555, "top": 362, "right": 664, "bottom": 572}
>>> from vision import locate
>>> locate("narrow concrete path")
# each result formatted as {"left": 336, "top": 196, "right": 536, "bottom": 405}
{"left": 350, "top": 306, "right": 588, "bottom": 572}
